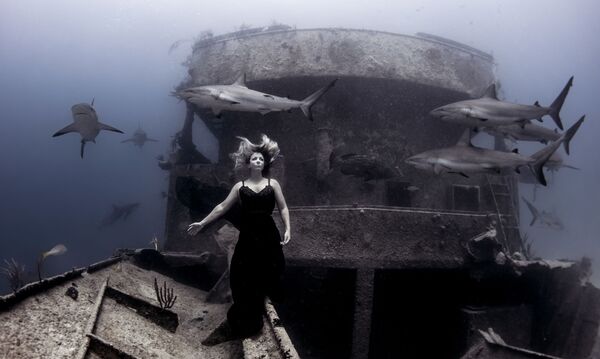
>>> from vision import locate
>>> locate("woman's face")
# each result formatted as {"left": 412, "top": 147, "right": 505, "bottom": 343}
{"left": 248, "top": 152, "right": 265, "bottom": 171}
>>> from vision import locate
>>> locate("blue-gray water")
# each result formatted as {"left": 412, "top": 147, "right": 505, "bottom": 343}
{"left": 0, "top": 0, "right": 599, "bottom": 294}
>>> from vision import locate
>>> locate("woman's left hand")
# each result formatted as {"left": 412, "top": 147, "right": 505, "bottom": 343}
{"left": 281, "top": 230, "right": 291, "bottom": 246}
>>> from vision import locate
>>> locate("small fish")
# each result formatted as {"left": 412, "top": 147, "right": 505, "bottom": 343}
{"left": 42, "top": 244, "right": 67, "bottom": 259}
{"left": 149, "top": 236, "right": 159, "bottom": 251}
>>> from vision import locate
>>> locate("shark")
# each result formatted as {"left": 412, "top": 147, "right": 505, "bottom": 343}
{"left": 175, "top": 74, "right": 337, "bottom": 121}
{"left": 522, "top": 197, "right": 564, "bottom": 230}
{"left": 52, "top": 99, "right": 124, "bottom": 158}
{"left": 329, "top": 152, "right": 400, "bottom": 181}
{"left": 545, "top": 152, "right": 579, "bottom": 172}
{"left": 121, "top": 126, "right": 158, "bottom": 148}
{"left": 482, "top": 122, "right": 567, "bottom": 151}
{"left": 99, "top": 202, "right": 140, "bottom": 228}
{"left": 430, "top": 77, "right": 573, "bottom": 130}
{"left": 405, "top": 116, "right": 584, "bottom": 186}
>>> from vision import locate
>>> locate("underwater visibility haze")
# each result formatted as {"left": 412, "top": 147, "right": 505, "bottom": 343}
{"left": 0, "top": 3, "right": 600, "bottom": 355}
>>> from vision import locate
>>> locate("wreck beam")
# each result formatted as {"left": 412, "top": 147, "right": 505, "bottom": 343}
{"left": 350, "top": 268, "right": 375, "bottom": 359}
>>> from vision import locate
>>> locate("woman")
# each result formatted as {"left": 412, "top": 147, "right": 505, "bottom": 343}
{"left": 187, "top": 134, "right": 291, "bottom": 342}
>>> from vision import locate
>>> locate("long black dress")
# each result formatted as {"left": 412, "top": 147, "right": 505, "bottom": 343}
{"left": 227, "top": 178, "right": 285, "bottom": 337}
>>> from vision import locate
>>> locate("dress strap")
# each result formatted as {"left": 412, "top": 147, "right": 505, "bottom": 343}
{"left": 268, "top": 178, "right": 270, "bottom": 186}
{"left": 242, "top": 180, "right": 245, "bottom": 187}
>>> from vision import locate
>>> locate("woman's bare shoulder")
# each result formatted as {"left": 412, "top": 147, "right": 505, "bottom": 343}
{"left": 269, "top": 178, "right": 282, "bottom": 188}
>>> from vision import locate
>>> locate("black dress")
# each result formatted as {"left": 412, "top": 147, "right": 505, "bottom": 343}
{"left": 227, "top": 178, "right": 285, "bottom": 337}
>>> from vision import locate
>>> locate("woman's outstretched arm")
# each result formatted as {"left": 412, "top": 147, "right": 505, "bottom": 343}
{"left": 187, "top": 182, "right": 242, "bottom": 236}
{"left": 271, "top": 179, "right": 291, "bottom": 245}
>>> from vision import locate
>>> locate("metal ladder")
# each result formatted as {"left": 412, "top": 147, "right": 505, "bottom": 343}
{"left": 486, "top": 175, "right": 521, "bottom": 253}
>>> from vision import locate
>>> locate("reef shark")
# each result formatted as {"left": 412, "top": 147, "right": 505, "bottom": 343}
{"left": 52, "top": 99, "right": 124, "bottom": 158}
{"left": 99, "top": 202, "right": 140, "bottom": 228}
{"left": 522, "top": 197, "right": 564, "bottom": 230}
{"left": 121, "top": 126, "right": 158, "bottom": 148}
{"left": 405, "top": 116, "right": 584, "bottom": 186}
{"left": 545, "top": 152, "right": 580, "bottom": 173}
{"left": 329, "top": 152, "right": 401, "bottom": 181}
{"left": 175, "top": 74, "right": 337, "bottom": 121}
{"left": 482, "top": 122, "right": 565, "bottom": 150}
{"left": 430, "top": 77, "right": 573, "bottom": 130}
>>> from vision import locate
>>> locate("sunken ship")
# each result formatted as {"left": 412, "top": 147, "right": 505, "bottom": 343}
{"left": 2, "top": 27, "right": 599, "bottom": 359}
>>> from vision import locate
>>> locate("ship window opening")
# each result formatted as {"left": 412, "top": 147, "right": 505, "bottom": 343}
{"left": 385, "top": 181, "right": 411, "bottom": 207}
{"left": 452, "top": 185, "right": 480, "bottom": 211}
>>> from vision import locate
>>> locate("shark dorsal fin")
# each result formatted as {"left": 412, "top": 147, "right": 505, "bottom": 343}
{"left": 456, "top": 129, "right": 473, "bottom": 147}
{"left": 91, "top": 97, "right": 95, "bottom": 107}
{"left": 534, "top": 101, "right": 541, "bottom": 107}
{"left": 482, "top": 84, "right": 498, "bottom": 100}
{"left": 233, "top": 73, "right": 247, "bottom": 87}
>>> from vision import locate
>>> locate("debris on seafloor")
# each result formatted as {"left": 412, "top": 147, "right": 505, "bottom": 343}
{"left": 65, "top": 284, "right": 78, "bottom": 300}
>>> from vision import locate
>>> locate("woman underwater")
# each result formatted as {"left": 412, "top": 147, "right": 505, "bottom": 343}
{"left": 187, "top": 134, "right": 291, "bottom": 343}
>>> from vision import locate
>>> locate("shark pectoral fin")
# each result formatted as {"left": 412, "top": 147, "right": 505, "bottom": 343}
{"left": 52, "top": 123, "right": 78, "bottom": 137}
{"left": 455, "top": 172, "right": 470, "bottom": 178}
{"left": 433, "top": 164, "right": 445, "bottom": 175}
{"left": 217, "top": 93, "right": 240, "bottom": 104}
{"left": 98, "top": 122, "right": 124, "bottom": 134}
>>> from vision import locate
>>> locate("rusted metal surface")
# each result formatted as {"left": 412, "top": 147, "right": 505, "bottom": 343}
{"left": 282, "top": 206, "right": 498, "bottom": 269}
{"left": 185, "top": 28, "right": 494, "bottom": 97}
{"left": 350, "top": 269, "right": 375, "bottom": 359}
{"left": 76, "top": 277, "right": 109, "bottom": 359}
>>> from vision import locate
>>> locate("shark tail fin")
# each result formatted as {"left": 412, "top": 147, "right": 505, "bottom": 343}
{"left": 300, "top": 79, "right": 338, "bottom": 121}
{"left": 522, "top": 197, "right": 539, "bottom": 226}
{"left": 548, "top": 76, "right": 573, "bottom": 131}
{"left": 563, "top": 115, "right": 585, "bottom": 155}
{"left": 527, "top": 116, "right": 584, "bottom": 186}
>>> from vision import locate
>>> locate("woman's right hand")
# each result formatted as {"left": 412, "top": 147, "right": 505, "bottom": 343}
{"left": 187, "top": 222, "right": 205, "bottom": 236}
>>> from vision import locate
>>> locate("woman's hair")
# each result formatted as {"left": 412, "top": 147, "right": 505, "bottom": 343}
{"left": 229, "top": 134, "right": 280, "bottom": 171}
